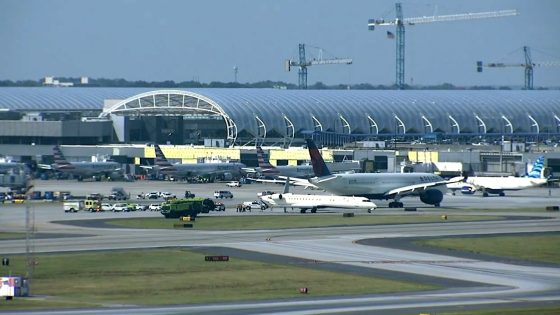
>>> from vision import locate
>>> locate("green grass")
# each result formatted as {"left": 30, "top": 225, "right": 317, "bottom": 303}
{"left": 0, "top": 248, "right": 435, "bottom": 310}
{"left": 0, "top": 232, "right": 26, "bottom": 240}
{"left": 103, "top": 214, "right": 503, "bottom": 230}
{"left": 416, "top": 234, "right": 560, "bottom": 264}
{"left": 428, "top": 305, "right": 560, "bottom": 315}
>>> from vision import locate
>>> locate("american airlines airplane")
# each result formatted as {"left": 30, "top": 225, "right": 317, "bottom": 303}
{"left": 447, "top": 156, "right": 551, "bottom": 197}
{"left": 46, "top": 145, "right": 122, "bottom": 181}
{"left": 259, "top": 178, "right": 377, "bottom": 213}
{"left": 305, "top": 139, "right": 462, "bottom": 208}
{"left": 153, "top": 144, "right": 246, "bottom": 180}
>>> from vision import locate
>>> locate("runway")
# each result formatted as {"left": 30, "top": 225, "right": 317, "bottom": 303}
{"left": 1, "top": 180, "right": 560, "bottom": 314}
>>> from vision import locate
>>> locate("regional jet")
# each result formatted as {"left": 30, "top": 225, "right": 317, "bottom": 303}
{"left": 447, "top": 156, "right": 552, "bottom": 197}
{"left": 153, "top": 144, "right": 246, "bottom": 180}
{"left": 305, "top": 139, "right": 462, "bottom": 208}
{"left": 259, "top": 178, "right": 377, "bottom": 213}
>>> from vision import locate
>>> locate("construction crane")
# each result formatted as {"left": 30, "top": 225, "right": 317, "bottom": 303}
{"left": 286, "top": 44, "right": 352, "bottom": 89}
{"left": 368, "top": 4, "right": 518, "bottom": 89}
{"left": 477, "top": 46, "right": 560, "bottom": 90}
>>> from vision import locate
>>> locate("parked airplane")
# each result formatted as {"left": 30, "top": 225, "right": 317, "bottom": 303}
{"left": 0, "top": 161, "right": 27, "bottom": 175}
{"left": 41, "top": 145, "right": 122, "bottom": 181}
{"left": 254, "top": 146, "right": 360, "bottom": 178}
{"left": 259, "top": 178, "right": 377, "bottom": 213}
{"left": 447, "top": 156, "right": 551, "bottom": 197}
{"left": 153, "top": 144, "right": 246, "bottom": 180}
{"left": 305, "top": 139, "right": 462, "bottom": 208}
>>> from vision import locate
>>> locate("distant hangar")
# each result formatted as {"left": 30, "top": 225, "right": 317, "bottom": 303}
{"left": 0, "top": 87, "right": 559, "bottom": 146}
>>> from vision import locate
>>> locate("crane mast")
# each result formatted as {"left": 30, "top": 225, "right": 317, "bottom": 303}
{"left": 286, "top": 44, "right": 353, "bottom": 89}
{"left": 368, "top": 4, "right": 518, "bottom": 89}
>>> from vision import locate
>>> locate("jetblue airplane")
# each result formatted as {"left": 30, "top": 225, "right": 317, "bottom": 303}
{"left": 447, "top": 156, "right": 551, "bottom": 197}
{"left": 153, "top": 144, "right": 246, "bottom": 180}
{"left": 45, "top": 145, "right": 122, "bottom": 181}
{"left": 305, "top": 139, "right": 462, "bottom": 208}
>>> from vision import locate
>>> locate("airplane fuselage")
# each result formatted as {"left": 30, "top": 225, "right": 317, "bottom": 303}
{"left": 260, "top": 193, "right": 377, "bottom": 212}
{"left": 54, "top": 162, "right": 121, "bottom": 177}
{"left": 461, "top": 176, "right": 547, "bottom": 192}
{"left": 309, "top": 172, "right": 446, "bottom": 200}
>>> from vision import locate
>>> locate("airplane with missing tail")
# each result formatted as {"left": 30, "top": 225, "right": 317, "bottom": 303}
{"left": 45, "top": 145, "right": 122, "bottom": 181}
{"left": 305, "top": 139, "right": 463, "bottom": 208}
{"left": 153, "top": 144, "right": 246, "bottom": 180}
{"left": 447, "top": 156, "right": 552, "bottom": 197}
{"left": 259, "top": 177, "right": 377, "bottom": 213}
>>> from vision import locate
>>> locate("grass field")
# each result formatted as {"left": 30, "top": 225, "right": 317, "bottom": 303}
{"left": 432, "top": 305, "right": 560, "bottom": 315}
{"left": 103, "top": 214, "right": 503, "bottom": 230}
{"left": 416, "top": 234, "right": 560, "bottom": 264}
{"left": 0, "top": 248, "right": 435, "bottom": 310}
{"left": 0, "top": 232, "right": 26, "bottom": 240}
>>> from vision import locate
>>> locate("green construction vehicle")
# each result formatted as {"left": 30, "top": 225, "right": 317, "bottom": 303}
{"left": 160, "top": 197, "right": 215, "bottom": 218}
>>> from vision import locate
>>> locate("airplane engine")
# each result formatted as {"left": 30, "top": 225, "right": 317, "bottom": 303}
{"left": 222, "top": 172, "right": 233, "bottom": 181}
{"left": 278, "top": 194, "right": 283, "bottom": 200}
{"left": 419, "top": 189, "right": 444, "bottom": 206}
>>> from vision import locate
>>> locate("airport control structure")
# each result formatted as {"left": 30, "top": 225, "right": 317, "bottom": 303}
{"left": 0, "top": 87, "right": 559, "bottom": 179}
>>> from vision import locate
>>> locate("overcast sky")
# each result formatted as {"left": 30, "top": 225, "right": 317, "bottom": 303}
{"left": 1, "top": 0, "right": 559, "bottom": 87}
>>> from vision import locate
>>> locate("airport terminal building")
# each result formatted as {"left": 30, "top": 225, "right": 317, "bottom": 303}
{"left": 0, "top": 87, "right": 559, "bottom": 175}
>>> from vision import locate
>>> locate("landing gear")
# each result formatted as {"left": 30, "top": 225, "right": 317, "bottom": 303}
{"left": 483, "top": 192, "right": 489, "bottom": 197}
{"left": 311, "top": 207, "right": 317, "bottom": 213}
{"left": 499, "top": 192, "right": 505, "bottom": 196}
{"left": 300, "top": 209, "right": 306, "bottom": 214}
{"left": 367, "top": 208, "right": 375, "bottom": 213}
{"left": 388, "top": 201, "right": 403, "bottom": 208}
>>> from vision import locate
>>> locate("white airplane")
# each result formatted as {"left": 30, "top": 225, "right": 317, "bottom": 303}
{"left": 39, "top": 145, "right": 122, "bottom": 181}
{"left": 305, "top": 139, "right": 463, "bottom": 208}
{"left": 259, "top": 178, "right": 377, "bottom": 213}
{"left": 447, "top": 156, "right": 551, "bottom": 197}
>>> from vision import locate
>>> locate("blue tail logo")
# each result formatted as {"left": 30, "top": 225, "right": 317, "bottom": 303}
{"left": 527, "top": 156, "right": 545, "bottom": 178}
{"left": 305, "top": 139, "right": 331, "bottom": 177}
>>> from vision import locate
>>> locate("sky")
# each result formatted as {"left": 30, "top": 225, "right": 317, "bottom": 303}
{"left": 1, "top": 0, "right": 559, "bottom": 87}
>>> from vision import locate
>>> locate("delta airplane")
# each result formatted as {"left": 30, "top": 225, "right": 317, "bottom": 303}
{"left": 254, "top": 146, "right": 360, "bottom": 178}
{"left": 153, "top": 144, "right": 246, "bottom": 180}
{"left": 259, "top": 178, "right": 377, "bottom": 213}
{"left": 447, "top": 156, "right": 551, "bottom": 197}
{"left": 40, "top": 145, "right": 122, "bottom": 181}
{"left": 305, "top": 139, "right": 463, "bottom": 208}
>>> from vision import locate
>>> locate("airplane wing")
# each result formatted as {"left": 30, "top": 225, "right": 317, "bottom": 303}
{"left": 277, "top": 176, "right": 319, "bottom": 190}
{"left": 385, "top": 177, "right": 464, "bottom": 197}
{"left": 248, "top": 177, "right": 319, "bottom": 190}
{"left": 37, "top": 163, "right": 53, "bottom": 170}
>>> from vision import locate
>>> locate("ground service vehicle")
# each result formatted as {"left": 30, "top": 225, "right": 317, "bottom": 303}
{"left": 111, "top": 203, "right": 128, "bottom": 212}
{"left": 184, "top": 190, "right": 195, "bottom": 198}
{"left": 214, "top": 201, "right": 226, "bottom": 211}
{"left": 108, "top": 187, "right": 128, "bottom": 200}
{"left": 243, "top": 200, "right": 267, "bottom": 211}
{"left": 84, "top": 199, "right": 101, "bottom": 212}
{"left": 160, "top": 197, "right": 215, "bottom": 218}
{"left": 226, "top": 181, "right": 241, "bottom": 187}
{"left": 214, "top": 190, "right": 233, "bottom": 199}
{"left": 63, "top": 200, "right": 84, "bottom": 213}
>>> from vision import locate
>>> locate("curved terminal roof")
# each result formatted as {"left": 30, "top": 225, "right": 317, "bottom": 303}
{"left": 1, "top": 87, "right": 559, "bottom": 141}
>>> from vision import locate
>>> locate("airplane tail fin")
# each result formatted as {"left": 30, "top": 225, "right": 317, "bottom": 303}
{"left": 305, "top": 139, "right": 332, "bottom": 177}
{"left": 256, "top": 146, "right": 278, "bottom": 174}
{"left": 283, "top": 177, "right": 290, "bottom": 194}
{"left": 154, "top": 145, "right": 176, "bottom": 172}
{"left": 527, "top": 156, "right": 545, "bottom": 178}
{"left": 53, "top": 145, "right": 74, "bottom": 170}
